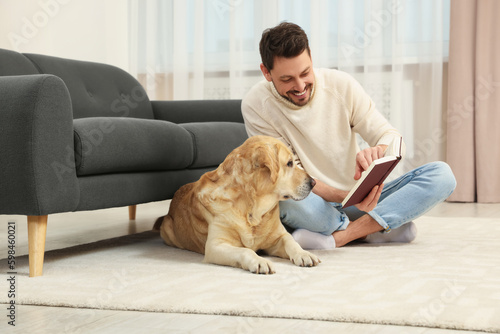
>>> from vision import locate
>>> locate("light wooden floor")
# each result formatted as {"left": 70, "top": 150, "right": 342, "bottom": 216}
{"left": 1, "top": 201, "right": 498, "bottom": 333}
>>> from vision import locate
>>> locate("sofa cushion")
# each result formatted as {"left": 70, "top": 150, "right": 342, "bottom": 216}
{"left": 181, "top": 122, "right": 248, "bottom": 168}
{"left": 23, "top": 53, "right": 154, "bottom": 120}
{"left": 74, "top": 118, "right": 193, "bottom": 176}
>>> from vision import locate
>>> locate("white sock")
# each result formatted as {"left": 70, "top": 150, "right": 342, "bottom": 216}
{"left": 292, "top": 229, "right": 336, "bottom": 250}
{"left": 364, "top": 221, "right": 417, "bottom": 244}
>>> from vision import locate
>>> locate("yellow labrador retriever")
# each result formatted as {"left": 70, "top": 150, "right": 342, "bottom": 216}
{"left": 154, "top": 135, "right": 320, "bottom": 274}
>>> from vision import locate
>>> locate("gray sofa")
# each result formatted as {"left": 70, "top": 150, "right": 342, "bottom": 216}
{"left": 0, "top": 48, "right": 248, "bottom": 277}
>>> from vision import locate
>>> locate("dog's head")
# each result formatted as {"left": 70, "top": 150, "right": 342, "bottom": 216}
{"left": 225, "top": 136, "right": 316, "bottom": 201}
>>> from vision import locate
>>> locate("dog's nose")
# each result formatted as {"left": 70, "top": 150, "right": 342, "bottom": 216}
{"left": 310, "top": 178, "right": 316, "bottom": 188}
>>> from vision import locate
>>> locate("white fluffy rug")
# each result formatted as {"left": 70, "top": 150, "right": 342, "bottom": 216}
{"left": 1, "top": 216, "right": 500, "bottom": 332}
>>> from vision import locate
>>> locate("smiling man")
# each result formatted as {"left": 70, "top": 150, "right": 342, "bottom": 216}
{"left": 259, "top": 49, "right": 314, "bottom": 106}
{"left": 242, "top": 22, "right": 456, "bottom": 249}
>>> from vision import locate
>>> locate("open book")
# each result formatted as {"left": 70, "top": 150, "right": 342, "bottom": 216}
{"left": 341, "top": 137, "right": 403, "bottom": 208}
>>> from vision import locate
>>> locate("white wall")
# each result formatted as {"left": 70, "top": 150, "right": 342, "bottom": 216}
{"left": 0, "top": 0, "right": 129, "bottom": 70}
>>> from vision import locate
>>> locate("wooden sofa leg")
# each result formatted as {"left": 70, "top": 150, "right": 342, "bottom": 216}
{"left": 27, "top": 215, "right": 48, "bottom": 277}
{"left": 129, "top": 205, "right": 137, "bottom": 220}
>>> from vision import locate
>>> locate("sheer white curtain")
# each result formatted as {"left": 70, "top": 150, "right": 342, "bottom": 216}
{"left": 129, "top": 0, "right": 450, "bottom": 172}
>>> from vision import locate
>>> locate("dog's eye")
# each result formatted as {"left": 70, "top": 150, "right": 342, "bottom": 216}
{"left": 287, "top": 160, "right": 293, "bottom": 168}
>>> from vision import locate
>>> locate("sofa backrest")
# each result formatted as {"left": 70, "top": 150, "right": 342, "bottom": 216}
{"left": 0, "top": 48, "right": 39, "bottom": 75}
{"left": 0, "top": 48, "right": 154, "bottom": 120}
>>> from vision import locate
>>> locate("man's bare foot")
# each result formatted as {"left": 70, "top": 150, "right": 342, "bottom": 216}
{"left": 333, "top": 214, "right": 383, "bottom": 247}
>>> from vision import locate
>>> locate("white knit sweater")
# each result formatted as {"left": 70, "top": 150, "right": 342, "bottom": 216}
{"left": 241, "top": 68, "right": 402, "bottom": 191}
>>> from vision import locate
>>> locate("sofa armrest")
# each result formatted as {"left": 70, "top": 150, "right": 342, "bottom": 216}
{"left": 151, "top": 99, "right": 243, "bottom": 124}
{"left": 0, "top": 75, "right": 79, "bottom": 215}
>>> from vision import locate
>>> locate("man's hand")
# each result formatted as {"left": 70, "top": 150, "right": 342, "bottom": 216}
{"left": 354, "top": 184, "right": 384, "bottom": 212}
{"left": 352, "top": 145, "right": 387, "bottom": 212}
{"left": 354, "top": 145, "right": 388, "bottom": 180}
{"left": 312, "top": 178, "right": 383, "bottom": 213}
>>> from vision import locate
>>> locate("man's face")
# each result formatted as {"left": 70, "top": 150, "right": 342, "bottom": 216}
{"left": 260, "top": 50, "right": 315, "bottom": 107}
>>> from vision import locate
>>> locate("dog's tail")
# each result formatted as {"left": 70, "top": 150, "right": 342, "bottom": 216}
{"left": 152, "top": 216, "right": 164, "bottom": 232}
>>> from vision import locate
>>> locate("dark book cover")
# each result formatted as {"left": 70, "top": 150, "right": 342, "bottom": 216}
{"left": 341, "top": 157, "right": 400, "bottom": 208}
{"left": 341, "top": 137, "right": 403, "bottom": 208}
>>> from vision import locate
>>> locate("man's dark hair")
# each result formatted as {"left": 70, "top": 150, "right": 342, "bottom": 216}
{"left": 259, "top": 22, "right": 310, "bottom": 71}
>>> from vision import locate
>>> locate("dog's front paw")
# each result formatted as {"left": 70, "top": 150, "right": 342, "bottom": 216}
{"left": 246, "top": 257, "right": 276, "bottom": 274}
{"left": 291, "top": 250, "right": 320, "bottom": 267}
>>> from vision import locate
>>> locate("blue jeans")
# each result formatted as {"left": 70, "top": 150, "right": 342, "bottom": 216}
{"left": 280, "top": 162, "right": 457, "bottom": 235}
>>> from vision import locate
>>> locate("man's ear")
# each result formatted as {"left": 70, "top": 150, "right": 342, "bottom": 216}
{"left": 260, "top": 63, "right": 272, "bottom": 82}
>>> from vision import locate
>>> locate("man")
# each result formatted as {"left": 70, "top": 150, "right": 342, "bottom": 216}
{"left": 241, "top": 22, "right": 456, "bottom": 249}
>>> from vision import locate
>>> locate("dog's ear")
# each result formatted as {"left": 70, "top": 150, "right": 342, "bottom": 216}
{"left": 253, "top": 144, "right": 279, "bottom": 183}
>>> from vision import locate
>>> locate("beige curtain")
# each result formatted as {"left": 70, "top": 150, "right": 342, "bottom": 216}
{"left": 447, "top": 0, "right": 500, "bottom": 203}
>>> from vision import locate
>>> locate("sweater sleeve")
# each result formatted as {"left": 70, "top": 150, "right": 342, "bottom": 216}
{"left": 241, "top": 99, "right": 279, "bottom": 138}
{"left": 347, "top": 75, "right": 404, "bottom": 155}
